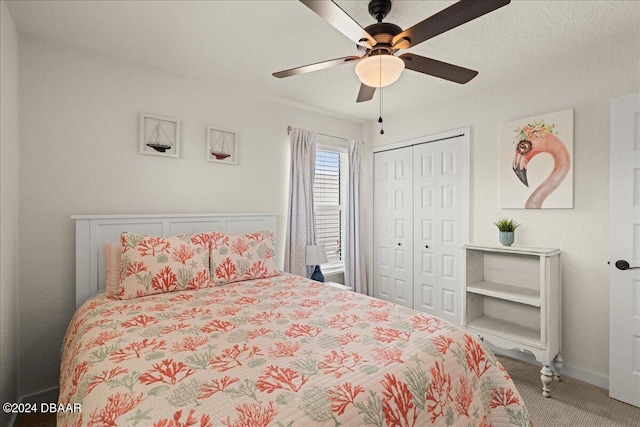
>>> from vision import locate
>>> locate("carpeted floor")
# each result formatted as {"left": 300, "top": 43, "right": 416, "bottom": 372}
{"left": 501, "top": 356, "right": 640, "bottom": 426}
{"left": 13, "top": 357, "right": 640, "bottom": 426}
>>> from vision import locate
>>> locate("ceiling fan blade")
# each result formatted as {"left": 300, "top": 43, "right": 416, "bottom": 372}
{"left": 273, "top": 56, "right": 360, "bottom": 78}
{"left": 300, "top": 0, "right": 376, "bottom": 48}
{"left": 356, "top": 84, "right": 376, "bottom": 103}
{"left": 400, "top": 53, "right": 478, "bottom": 84}
{"left": 392, "top": 0, "right": 510, "bottom": 49}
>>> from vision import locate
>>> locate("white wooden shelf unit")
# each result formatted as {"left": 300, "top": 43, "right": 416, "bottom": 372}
{"left": 463, "top": 244, "right": 562, "bottom": 398}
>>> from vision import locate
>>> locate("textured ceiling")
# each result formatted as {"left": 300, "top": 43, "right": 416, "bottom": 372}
{"left": 6, "top": 0, "right": 640, "bottom": 122}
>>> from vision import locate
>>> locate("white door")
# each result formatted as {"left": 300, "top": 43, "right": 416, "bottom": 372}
{"left": 413, "top": 137, "right": 466, "bottom": 324}
{"left": 373, "top": 147, "right": 413, "bottom": 307}
{"left": 610, "top": 92, "right": 640, "bottom": 407}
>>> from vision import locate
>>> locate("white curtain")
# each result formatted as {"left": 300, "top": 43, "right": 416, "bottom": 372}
{"left": 284, "top": 128, "right": 317, "bottom": 278}
{"left": 345, "top": 139, "right": 366, "bottom": 293}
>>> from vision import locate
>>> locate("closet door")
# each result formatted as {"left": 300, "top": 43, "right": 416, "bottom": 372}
{"left": 373, "top": 147, "right": 413, "bottom": 307}
{"left": 413, "top": 137, "right": 465, "bottom": 324}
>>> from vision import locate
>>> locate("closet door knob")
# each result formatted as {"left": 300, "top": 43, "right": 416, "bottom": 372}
{"left": 425, "top": 245, "right": 429, "bottom": 249}
{"left": 397, "top": 243, "right": 402, "bottom": 246}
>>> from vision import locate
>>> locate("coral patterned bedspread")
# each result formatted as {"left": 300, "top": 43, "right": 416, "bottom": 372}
{"left": 59, "top": 273, "right": 532, "bottom": 427}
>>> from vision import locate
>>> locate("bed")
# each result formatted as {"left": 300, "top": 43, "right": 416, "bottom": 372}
{"left": 60, "top": 214, "right": 532, "bottom": 426}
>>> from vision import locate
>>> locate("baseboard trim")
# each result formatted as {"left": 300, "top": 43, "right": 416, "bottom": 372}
{"left": 490, "top": 346, "right": 609, "bottom": 390}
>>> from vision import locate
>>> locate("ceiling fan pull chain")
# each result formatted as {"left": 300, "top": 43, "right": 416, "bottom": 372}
{"left": 379, "top": 56, "right": 384, "bottom": 135}
{"left": 378, "top": 88, "right": 383, "bottom": 129}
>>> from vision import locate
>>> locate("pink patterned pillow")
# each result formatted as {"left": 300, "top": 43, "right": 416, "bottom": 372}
{"left": 118, "top": 232, "right": 211, "bottom": 299}
{"left": 209, "top": 230, "right": 280, "bottom": 285}
{"left": 104, "top": 242, "right": 121, "bottom": 296}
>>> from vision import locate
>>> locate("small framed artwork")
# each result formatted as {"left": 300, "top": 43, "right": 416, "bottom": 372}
{"left": 139, "top": 114, "right": 180, "bottom": 158}
{"left": 207, "top": 127, "right": 237, "bottom": 165}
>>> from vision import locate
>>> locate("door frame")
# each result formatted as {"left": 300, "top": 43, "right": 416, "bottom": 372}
{"left": 609, "top": 92, "right": 640, "bottom": 407}
{"left": 372, "top": 127, "right": 470, "bottom": 322}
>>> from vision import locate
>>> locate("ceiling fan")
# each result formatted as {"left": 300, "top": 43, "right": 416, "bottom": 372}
{"left": 273, "top": 0, "right": 510, "bottom": 103}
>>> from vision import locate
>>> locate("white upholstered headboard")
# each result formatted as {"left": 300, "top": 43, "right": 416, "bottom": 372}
{"left": 72, "top": 213, "right": 277, "bottom": 308}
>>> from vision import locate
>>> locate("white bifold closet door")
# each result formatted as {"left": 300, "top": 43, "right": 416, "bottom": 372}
{"left": 374, "top": 136, "right": 466, "bottom": 324}
{"left": 374, "top": 146, "right": 414, "bottom": 307}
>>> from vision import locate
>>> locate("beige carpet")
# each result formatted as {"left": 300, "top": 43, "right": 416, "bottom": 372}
{"left": 501, "top": 356, "right": 640, "bottom": 427}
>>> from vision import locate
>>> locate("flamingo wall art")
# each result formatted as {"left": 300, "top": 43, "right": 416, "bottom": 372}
{"left": 500, "top": 109, "right": 574, "bottom": 208}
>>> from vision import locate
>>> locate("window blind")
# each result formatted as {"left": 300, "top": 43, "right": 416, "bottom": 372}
{"left": 314, "top": 150, "right": 342, "bottom": 265}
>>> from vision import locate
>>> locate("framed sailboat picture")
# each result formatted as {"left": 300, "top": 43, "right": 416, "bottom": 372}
{"left": 139, "top": 114, "right": 180, "bottom": 158}
{"left": 207, "top": 127, "right": 237, "bottom": 165}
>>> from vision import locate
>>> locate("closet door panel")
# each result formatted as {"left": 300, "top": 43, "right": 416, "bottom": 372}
{"left": 438, "top": 137, "right": 465, "bottom": 324}
{"left": 414, "top": 137, "right": 465, "bottom": 324}
{"left": 413, "top": 148, "right": 437, "bottom": 312}
{"left": 373, "top": 147, "right": 413, "bottom": 307}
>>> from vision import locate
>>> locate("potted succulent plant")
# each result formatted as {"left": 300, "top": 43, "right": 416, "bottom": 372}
{"left": 494, "top": 218, "right": 520, "bottom": 246}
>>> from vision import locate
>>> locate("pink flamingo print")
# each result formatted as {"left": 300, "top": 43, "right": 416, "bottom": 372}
{"left": 512, "top": 131, "right": 570, "bottom": 208}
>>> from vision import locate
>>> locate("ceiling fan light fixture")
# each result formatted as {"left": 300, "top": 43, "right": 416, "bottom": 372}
{"left": 355, "top": 54, "right": 404, "bottom": 88}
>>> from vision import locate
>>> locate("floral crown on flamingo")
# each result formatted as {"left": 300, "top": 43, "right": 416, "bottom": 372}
{"left": 513, "top": 120, "right": 556, "bottom": 143}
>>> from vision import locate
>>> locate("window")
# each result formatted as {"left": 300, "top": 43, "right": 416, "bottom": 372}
{"left": 314, "top": 146, "right": 347, "bottom": 274}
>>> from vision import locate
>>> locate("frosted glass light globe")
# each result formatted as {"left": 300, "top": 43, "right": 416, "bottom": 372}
{"left": 355, "top": 55, "right": 405, "bottom": 88}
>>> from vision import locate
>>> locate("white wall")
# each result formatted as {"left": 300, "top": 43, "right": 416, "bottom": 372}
{"left": 362, "top": 36, "right": 640, "bottom": 386}
{"left": 0, "top": 1, "right": 20, "bottom": 424}
{"left": 17, "top": 37, "right": 363, "bottom": 397}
